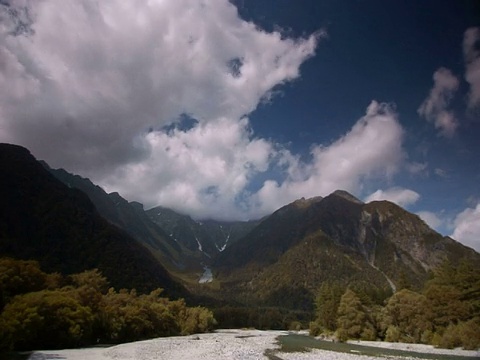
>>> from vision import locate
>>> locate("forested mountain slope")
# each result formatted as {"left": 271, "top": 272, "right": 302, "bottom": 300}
{"left": 0, "top": 143, "right": 186, "bottom": 297}
{"left": 45, "top": 165, "right": 190, "bottom": 271}
{"left": 212, "top": 191, "right": 479, "bottom": 310}
{"left": 147, "top": 206, "right": 258, "bottom": 258}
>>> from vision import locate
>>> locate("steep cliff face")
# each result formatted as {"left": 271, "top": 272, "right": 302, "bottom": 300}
{"left": 362, "top": 200, "right": 475, "bottom": 272}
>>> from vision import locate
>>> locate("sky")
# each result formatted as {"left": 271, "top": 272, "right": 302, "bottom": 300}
{"left": 1, "top": 0, "right": 480, "bottom": 251}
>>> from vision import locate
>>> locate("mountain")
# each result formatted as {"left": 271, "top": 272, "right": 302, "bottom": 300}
{"left": 44, "top": 165, "right": 190, "bottom": 271}
{"left": 212, "top": 190, "right": 480, "bottom": 310}
{"left": 3, "top": 142, "right": 478, "bottom": 317}
{"left": 0, "top": 143, "right": 186, "bottom": 297}
{"left": 45, "top": 166, "right": 258, "bottom": 281}
{"left": 146, "top": 206, "right": 258, "bottom": 258}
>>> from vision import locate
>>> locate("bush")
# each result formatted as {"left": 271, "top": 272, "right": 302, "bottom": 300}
{"left": 0, "top": 260, "right": 218, "bottom": 351}
{"left": 437, "top": 320, "right": 480, "bottom": 350}
{"left": 0, "top": 290, "right": 94, "bottom": 350}
{"left": 309, "top": 321, "right": 323, "bottom": 337}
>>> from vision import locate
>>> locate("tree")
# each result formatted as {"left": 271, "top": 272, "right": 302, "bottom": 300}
{"left": 383, "top": 289, "right": 432, "bottom": 343}
{"left": 0, "top": 258, "right": 47, "bottom": 309}
{"left": 69, "top": 269, "right": 109, "bottom": 311}
{"left": 0, "top": 290, "right": 94, "bottom": 350}
{"left": 311, "top": 281, "right": 344, "bottom": 334}
{"left": 336, "top": 289, "right": 376, "bottom": 341}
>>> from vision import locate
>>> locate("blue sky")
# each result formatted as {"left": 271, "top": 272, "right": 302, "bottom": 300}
{"left": 0, "top": 0, "right": 479, "bottom": 250}
{"left": 234, "top": 0, "right": 480, "bottom": 235}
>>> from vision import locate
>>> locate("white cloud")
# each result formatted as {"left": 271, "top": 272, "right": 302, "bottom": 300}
{"left": 365, "top": 187, "right": 420, "bottom": 208}
{"left": 416, "top": 211, "right": 442, "bottom": 231}
{"left": 0, "top": 1, "right": 409, "bottom": 221}
{"left": 101, "top": 117, "right": 275, "bottom": 220}
{"left": 451, "top": 203, "right": 480, "bottom": 252}
{"left": 406, "top": 161, "right": 428, "bottom": 176}
{"left": 434, "top": 168, "right": 448, "bottom": 178}
{"left": 0, "top": 0, "right": 320, "bottom": 176}
{"left": 463, "top": 27, "right": 480, "bottom": 109}
{"left": 254, "top": 101, "right": 406, "bottom": 213}
{"left": 418, "top": 67, "right": 459, "bottom": 137}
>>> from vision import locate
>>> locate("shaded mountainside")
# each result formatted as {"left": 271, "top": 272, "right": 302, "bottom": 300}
{"left": 146, "top": 206, "right": 258, "bottom": 258}
{"left": 45, "top": 165, "right": 190, "bottom": 271}
{"left": 211, "top": 190, "right": 480, "bottom": 310}
{"left": 46, "top": 165, "right": 258, "bottom": 276}
{"left": 2, "top": 143, "right": 478, "bottom": 316}
{"left": 0, "top": 143, "right": 186, "bottom": 298}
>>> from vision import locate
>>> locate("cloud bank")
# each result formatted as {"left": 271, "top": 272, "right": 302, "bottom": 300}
{"left": 0, "top": 0, "right": 319, "bottom": 176}
{"left": 0, "top": 0, "right": 410, "bottom": 220}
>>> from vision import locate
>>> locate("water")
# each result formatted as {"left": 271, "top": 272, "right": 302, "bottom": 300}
{"left": 277, "top": 334, "right": 479, "bottom": 360}
{"left": 199, "top": 266, "right": 213, "bottom": 283}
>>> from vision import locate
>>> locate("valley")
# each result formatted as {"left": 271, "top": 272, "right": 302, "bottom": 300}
{"left": 1, "top": 143, "right": 479, "bottom": 353}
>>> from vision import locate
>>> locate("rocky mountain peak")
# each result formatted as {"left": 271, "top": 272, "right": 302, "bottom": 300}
{"left": 331, "top": 190, "right": 364, "bottom": 204}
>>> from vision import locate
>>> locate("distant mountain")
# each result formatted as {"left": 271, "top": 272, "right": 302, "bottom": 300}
{"left": 0, "top": 143, "right": 186, "bottom": 298}
{"left": 212, "top": 190, "right": 480, "bottom": 310}
{"left": 147, "top": 206, "right": 258, "bottom": 258}
{"left": 3, "top": 143, "right": 478, "bottom": 316}
{"left": 44, "top": 165, "right": 190, "bottom": 271}
{"left": 45, "top": 166, "right": 258, "bottom": 279}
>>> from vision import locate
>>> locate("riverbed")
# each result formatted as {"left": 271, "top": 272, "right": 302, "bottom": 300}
{"left": 25, "top": 329, "right": 480, "bottom": 360}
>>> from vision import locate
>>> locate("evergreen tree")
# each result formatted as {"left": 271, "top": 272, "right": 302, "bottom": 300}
{"left": 336, "top": 289, "right": 375, "bottom": 341}
{"left": 313, "top": 282, "right": 344, "bottom": 332}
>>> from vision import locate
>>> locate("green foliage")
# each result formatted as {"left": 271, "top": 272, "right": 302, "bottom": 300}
{"left": 0, "top": 258, "right": 47, "bottom": 309}
{"left": 289, "top": 321, "right": 302, "bottom": 331}
{"left": 0, "top": 258, "right": 216, "bottom": 351}
{"left": 213, "top": 305, "right": 310, "bottom": 330}
{"left": 98, "top": 288, "right": 179, "bottom": 342}
{"left": 432, "top": 319, "right": 480, "bottom": 351}
{"left": 382, "top": 289, "right": 432, "bottom": 343}
{"left": 313, "top": 281, "right": 344, "bottom": 332}
{"left": 309, "top": 320, "right": 323, "bottom": 337}
{"left": 306, "top": 259, "right": 480, "bottom": 349}
{"left": 177, "top": 305, "right": 217, "bottom": 335}
{"left": 336, "top": 289, "right": 376, "bottom": 342}
{"left": 1, "top": 290, "right": 94, "bottom": 350}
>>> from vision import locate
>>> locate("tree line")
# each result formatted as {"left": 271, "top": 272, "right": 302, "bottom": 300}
{"left": 0, "top": 258, "right": 216, "bottom": 351}
{"left": 310, "top": 260, "right": 480, "bottom": 350}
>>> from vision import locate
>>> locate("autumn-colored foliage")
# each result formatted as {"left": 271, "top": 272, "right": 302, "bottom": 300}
{"left": 310, "top": 259, "right": 480, "bottom": 350}
{"left": 0, "top": 258, "right": 216, "bottom": 351}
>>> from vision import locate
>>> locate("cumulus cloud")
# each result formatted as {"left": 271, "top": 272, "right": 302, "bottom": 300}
{"left": 416, "top": 211, "right": 442, "bottom": 231}
{"left": 451, "top": 203, "right": 480, "bottom": 252}
{"left": 253, "top": 101, "right": 406, "bottom": 214}
{"left": 365, "top": 187, "right": 420, "bottom": 208}
{"left": 101, "top": 101, "right": 406, "bottom": 219}
{"left": 0, "top": 1, "right": 409, "bottom": 220}
{"left": 101, "top": 117, "right": 275, "bottom": 220}
{"left": 0, "top": 0, "right": 319, "bottom": 176}
{"left": 463, "top": 27, "right": 480, "bottom": 109}
{"left": 418, "top": 67, "right": 459, "bottom": 137}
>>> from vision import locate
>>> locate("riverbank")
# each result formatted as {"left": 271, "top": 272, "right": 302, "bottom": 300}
{"left": 26, "top": 329, "right": 480, "bottom": 360}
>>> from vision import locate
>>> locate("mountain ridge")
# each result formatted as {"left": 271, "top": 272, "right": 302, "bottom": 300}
{"left": 210, "top": 189, "right": 479, "bottom": 309}
{"left": 0, "top": 143, "right": 186, "bottom": 297}
{"left": 2, "top": 142, "right": 479, "bottom": 313}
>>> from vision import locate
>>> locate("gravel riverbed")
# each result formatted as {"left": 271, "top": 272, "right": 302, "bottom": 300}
{"left": 27, "top": 329, "right": 480, "bottom": 360}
